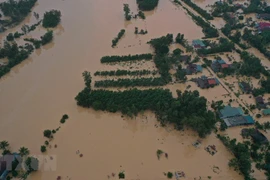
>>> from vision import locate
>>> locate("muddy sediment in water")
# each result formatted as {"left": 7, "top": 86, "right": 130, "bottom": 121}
{"left": 0, "top": 0, "right": 245, "bottom": 179}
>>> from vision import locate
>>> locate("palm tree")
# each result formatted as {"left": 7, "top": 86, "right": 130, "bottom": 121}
{"left": 0, "top": 141, "right": 9, "bottom": 150}
{"left": 19, "top": 147, "right": 30, "bottom": 156}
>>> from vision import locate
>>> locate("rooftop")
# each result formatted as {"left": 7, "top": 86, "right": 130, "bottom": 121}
{"left": 223, "top": 115, "right": 255, "bottom": 127}
{"left": 262, "top": 109, "right": 270, "bottom": 115}
{"left": 219, "top": 106, "right": 243, "bottom": 118}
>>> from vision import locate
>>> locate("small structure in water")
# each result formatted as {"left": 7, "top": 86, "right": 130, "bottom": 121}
{"left": 239, "top": 81, "right": 252, "bottom": 94}
{"left": 192, "top": 140, "right": 201, "bottom": 148}
{"left": 205, "top": 145, "right": 217, "bottom": 156}
{"left": 241, "top": 128, "right": 268, "bottom": 144}
{"left": 175, "top": 171, "right": 185, "bottom": 180}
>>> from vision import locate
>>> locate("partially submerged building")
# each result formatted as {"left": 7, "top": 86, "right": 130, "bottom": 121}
{"left": 256, "top": 22, "right": 270, "bottom": 32}
{"left": 211, "top": 59, "right": 230, "bottom": 72}
{"left": 262, "top": 109, "right": 270, "bottom": 116}
{"left": 192, "top": 40, "right": 206, "bottom": 50}
{"left": 196, "top": 76, "right": 219, "bottom": 89}
{"left": 239, "top": 82, "right": 252, "bottom": 94}
{"left": 241, "top": 128, "right": 268, "bottom": 144}
{"left": 185, "top": 64, "right": 203, "bottom": 75}
{"left": 219, "top": 106, "right": 255, "bottom": 127}
{"left": 257, "top": 13, "right": 270, "bottom": 21}
{"left": 255, "top": 96, "right": 266, "bottom": 109}
{"left": 179, "top": 55, "right": 191, "bottom": 64}
{"left": 0, "top": 153, "right": 19, "bottom": 180}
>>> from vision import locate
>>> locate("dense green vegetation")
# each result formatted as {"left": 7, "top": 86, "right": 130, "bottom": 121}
{"left": 211, "top": 2, "right": 235, "bottom": 17}
{"left": 148, "top": 34, "right": 173, "bottom": 54}
{"left": 175, "top": 33, "right": 193, "bottom": 52}
{"left": 217, "top": 135, "right": 252, "bottom": 179}
{"left": 60, "top": 114, "right": 69, "bottom": 124}
{"left": 197, "top": 38, "right": 234, "bottom": 55}
{"left": 182, "top": 0, "right": 213, "bottom": 20}
{"left": 253, "top": 77, "right": 270, "bottom": 96}
{"left": 94, "top": 77, "right": 166, "bottom": 88}
{"left": 242, "top": 28, "right": 270, "bottom": 59}
{"left": 42, "top": 10, "right": 61, "bottom": 28}
{"left": 0, "top": 41, "right": 34, "bottom": 78}
{"left": 244, "top": 0, "right": 265, "bottom": 14}
{"left": 175, "top": 64, "right": 187, "bottom": 82}
{"left": 94, "top": 69, "right": 156, "bottom": 76}
{"left": 0, "top": 0, "right": 37, "bottom": 30}
{"left": 76, "top": 76, "right": 216, "bottom": 137}
{"left": 136, "top": 0, "right": 159, "bottom": 11}
{"left": 24, "top": 30, "right": 53, "bottom": 48}
{"left": 112, "top": 29, "right": 125, "bottom": 47}
{"left": 123, "top": 4, "right": 131, "bottom": 20}
{"left": 221, "top": 24, "right": 248, "bottom": 50}
{"left": 101, "top": 53, "right": 152, "bottom": 63}
{"left": 239, "top": 51, "right": 268, "bottom": 79}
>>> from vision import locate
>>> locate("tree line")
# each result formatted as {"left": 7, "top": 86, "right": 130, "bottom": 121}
{"left": 197, "top": 38, "right": 235, "bottom": 55}
{"left": 112, "top": 29, "right": 125, "bottom": 47}
{"left": 100, "top": 53, "right": 153, "bottom": 63}
{"left": 24, "top": 30, "right": 54, "bottom": 49}
{"left": 217, "top": 135, "right": 252, "bottom": 179}
{"left": 185, "top": 8, "right": 219, "bottom": 38}
{"left": 94, "top": 69, "right": 157, "bottom": 76}
{"left": 182, "top": 0, "right": 213, "bottom": 20}
{"left": 242, "top": 28, "right": 270, "bottom": 59}
{"left": 239, "top": 51, "right": 268, "bottom": 79}
{"left": 123, "top": 4, "right": 132, "bottom": 20}
{"left": 94, "top": 77, "right": 166, "bottom": 88}
{"left": 6, "top": 21, "right": 42, "bottom": 41}
{"left": 76, "top": 74, "right": 217, "bottom": 137}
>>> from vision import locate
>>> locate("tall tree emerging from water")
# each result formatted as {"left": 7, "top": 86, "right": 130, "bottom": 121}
{"left": 42, "top": 10, "right": 61, "bottom": 28}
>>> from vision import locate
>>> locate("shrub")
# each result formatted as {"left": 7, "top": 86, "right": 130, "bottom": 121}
{"left": 40, "top": 145, "right": 46, "bottom": 153}
{"left": 118, "top": 171, "right": 125, "bottom": 179}
{"left": 167, "top": 172, "right": 173, "bottom": 179}
{"left": 6, "top": 33, "right": 14, "bottom": 41}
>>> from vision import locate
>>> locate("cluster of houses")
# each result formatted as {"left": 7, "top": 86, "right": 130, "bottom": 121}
{"left": 219, "top": 105, "right": 255, "bottom": 127}
{"left": 196, "top": 75, "right": 219, "bottom": 89}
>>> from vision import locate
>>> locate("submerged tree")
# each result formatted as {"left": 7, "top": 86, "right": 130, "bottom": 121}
{"left": 0, "top": 141, "right": 9, "bottom": 150}
{"left": 19, "top": 147, "right": 30, "bottom": 156}
{"left": 42, "top": 10, "right": 61, "bottom": 28}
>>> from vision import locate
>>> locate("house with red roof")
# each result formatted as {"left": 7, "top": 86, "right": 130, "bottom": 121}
{"left": 257, "top": 22, "right": 270, "bottom": 32}
{"left": 196, "top": 76, "right": 219, "bottom": 89}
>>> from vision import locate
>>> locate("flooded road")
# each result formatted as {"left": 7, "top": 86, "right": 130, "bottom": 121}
{"left": 0, "top": 0, "right": 243, "bottom": 179}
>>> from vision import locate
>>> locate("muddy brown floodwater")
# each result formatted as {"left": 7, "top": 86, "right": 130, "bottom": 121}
{"left": 0, "top": 0, "right": 244, "bottom": 179}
